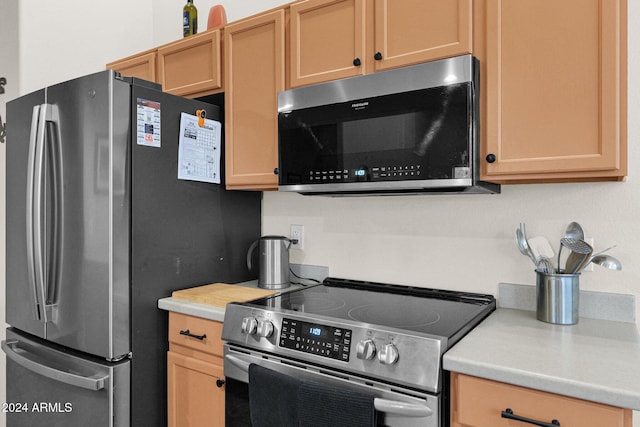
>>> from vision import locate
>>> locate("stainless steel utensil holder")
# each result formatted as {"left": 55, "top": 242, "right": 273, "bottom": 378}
{"left": 535, "top": 270, "right": 580, "bottom": 325}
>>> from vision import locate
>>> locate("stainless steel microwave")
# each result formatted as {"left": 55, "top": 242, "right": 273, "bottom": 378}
{"left": 276, "top": 55, "right": 499, "bottom": 196}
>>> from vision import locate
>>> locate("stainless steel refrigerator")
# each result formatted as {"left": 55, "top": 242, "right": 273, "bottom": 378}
{"left": 2, "top": 70, "right": 261, "bottom": 426}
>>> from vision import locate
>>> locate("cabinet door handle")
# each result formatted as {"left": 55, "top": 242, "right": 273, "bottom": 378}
{"left": 216, "top": 379, "right": 225, "bottom": 388}
{"left": 374, "top": 51, "right": 383, "bottom": 60}
{"left": 353, "top": 58, "right": 361, "bottom": 66}
{"left": 486, "top": 153, "right": 497, "bottom": 163}
{"left": 501, "top": 408, "right": 560, "bottom": 427}
{"left": 179, "top": 329, "right": 207, "bottom": 340}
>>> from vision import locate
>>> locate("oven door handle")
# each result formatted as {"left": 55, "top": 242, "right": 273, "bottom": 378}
{"left": 226, "top": 354, "right": 252, "bottom": 371}
{"left": 224, "top": 354, "right": 433, "bottom": 418}
{"left": 373, "top": 398, "right": 433, "bottom": 418}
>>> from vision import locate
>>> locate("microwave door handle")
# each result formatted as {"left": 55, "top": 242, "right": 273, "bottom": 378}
{"left": 2, "top": 340, "right": 108, "bottom": 391}
{"left": 224, "top": 354, "right": 432, "bottom": 418}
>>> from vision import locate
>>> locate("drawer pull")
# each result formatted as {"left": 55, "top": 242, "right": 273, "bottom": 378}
{"left": 501, "top": 408, "right": 560, "bottom": 427}
{"left": 179, "top": 329, "right": 207, "bottom": 341}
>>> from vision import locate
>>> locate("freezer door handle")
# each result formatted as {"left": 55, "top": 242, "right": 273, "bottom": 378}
{"left": 2, "top": 340, "right": 108, "bottom": 391}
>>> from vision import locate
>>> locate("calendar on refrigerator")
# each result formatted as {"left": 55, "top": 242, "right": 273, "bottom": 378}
{"left": 177, "top": 112, "right": 221, "bottom": 184}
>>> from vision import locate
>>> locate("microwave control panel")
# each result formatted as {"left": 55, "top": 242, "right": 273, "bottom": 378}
{"left": 279, "top": 317, "right": 351, "bottom": 361}
{"left": 307, "top": 165, "right": 425, "bottom": 183}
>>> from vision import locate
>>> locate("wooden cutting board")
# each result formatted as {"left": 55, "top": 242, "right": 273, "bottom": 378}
{"left": 171, "top": 283, "right": 277, "bottom": 307}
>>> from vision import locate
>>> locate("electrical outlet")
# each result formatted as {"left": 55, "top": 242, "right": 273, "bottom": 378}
{"left": 290, "top": 224, "right": 304, "bottom": 250}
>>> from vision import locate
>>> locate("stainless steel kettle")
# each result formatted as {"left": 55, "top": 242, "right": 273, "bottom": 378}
{"left": 246, "top": 236, "right": 295, "bottom": 289}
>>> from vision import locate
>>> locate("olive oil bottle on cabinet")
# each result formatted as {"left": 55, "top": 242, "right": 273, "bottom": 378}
{"left": 183, "top": 0, "right": 198, "bottom": 37}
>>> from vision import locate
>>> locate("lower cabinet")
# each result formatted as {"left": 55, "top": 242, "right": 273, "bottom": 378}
{"left": 167, "top": 312, "right": 225, "bottom": 427}
{"left": 450, "top": 373, "right": 632, "bottom": 427}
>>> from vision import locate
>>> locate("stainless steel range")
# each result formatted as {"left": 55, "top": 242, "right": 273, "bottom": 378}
{"left": 222, "top": 277, "right": 495, "bottom": 427}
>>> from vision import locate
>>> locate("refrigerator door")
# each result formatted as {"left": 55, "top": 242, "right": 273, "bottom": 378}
{"left": 6, "top": 89, "right": 48, "bottom": 339}
{"left": 6, "top": 71, "right": 131, "bottom": 359}
{"left": 2, "top": 328, "right": 130, "bottom": 427}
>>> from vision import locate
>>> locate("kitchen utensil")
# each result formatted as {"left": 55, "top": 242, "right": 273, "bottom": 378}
{"left": 558, "top": 222, "right": 585, "bottom": 270}
{"left": 565, "top": 250, "right": 592, "bottom": 274}
{"left": 589, "top": 254, "right": 622, "bottom": 271}
{"left": 535, "top": 256, "right": 554, "bottom": 274}
{"left": 516, "top": 225, "right": 537, "bottom": 266}
{"left": 560, "top": 238, "right": 593, "bottom": 274}
{"left": 536, "top": 270, "right": 580, "bottom": 325}
{"left": 574, "top": 245, "right": 618, "bottom": 273}
{"left": 565, "top": 221, "right": 585, "bottom": 240}
{"left": 247, "top": 235, "right": 296, "bottom": 289}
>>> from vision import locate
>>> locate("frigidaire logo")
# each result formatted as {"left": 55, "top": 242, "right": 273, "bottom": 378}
{"left": 351, "top": 102, "right": 369, "bottom": 109}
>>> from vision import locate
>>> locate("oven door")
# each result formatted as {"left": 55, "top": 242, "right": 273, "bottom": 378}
{"left": 224, "top": 344, "right": 439, "bottom": 427}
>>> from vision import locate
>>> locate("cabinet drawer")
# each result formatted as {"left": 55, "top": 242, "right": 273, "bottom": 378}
{"left": 168, "top": 312, "right": 223, "bottom": 357}
{"left": 451, "top": 373, "right": 631, "bottom": 427}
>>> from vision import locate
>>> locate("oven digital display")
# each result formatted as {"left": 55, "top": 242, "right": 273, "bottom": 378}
{"left": 279, "top": 318, "right": 351, "bottom": 362}
{"left": 307, "top": 326, "right": 325, "bottom": 337}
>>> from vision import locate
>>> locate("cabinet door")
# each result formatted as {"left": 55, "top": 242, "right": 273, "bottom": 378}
{"left": 289, "top": 0, "right": 366, "bottom": 88}
{"left": 373, "top": 0, "right": 472, "bottom": 72}
{"left": 106, "top": 50, "right": 157, "bottom": 82}
{"left": 157, "top": 30, "right": 223, "bottom": 98}
{"left": 167, "top": 351, "right": 225, "bottom": 427}
{"left": 451, "top": 373, "right": 632, "bottom": 427}
{"left": 224, "top": 10, "right": 285, "bottom": 190}
{"left": 480, "top": 0, "right": 627, "bottom": 182}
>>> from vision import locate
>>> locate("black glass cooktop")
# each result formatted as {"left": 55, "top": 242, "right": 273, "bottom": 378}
{"left": 249, "top": 277, "right": 496, "bottom": 338}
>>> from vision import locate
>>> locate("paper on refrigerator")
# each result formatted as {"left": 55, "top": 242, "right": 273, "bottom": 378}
{"left": 177, "top": 112, "right": 221, "bottom": 184}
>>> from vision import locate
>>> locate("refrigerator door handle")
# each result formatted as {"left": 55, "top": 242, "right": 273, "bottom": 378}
{"left": 2, "top": 339, "right": 108, "bottom": 391}
{"left": 26, "top": 105, "right": 46, "bottom": 322}
{"left": 26, "top": 104, "right": 61, "bottom": 325}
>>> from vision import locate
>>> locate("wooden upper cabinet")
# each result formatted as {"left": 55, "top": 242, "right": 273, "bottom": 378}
{"left": 157, "top": 30, "right": 223, "bottom": 98}
{"left": 478, "top": 0, "right": 627, "bottom": 182}
{"left": 289, "top": 0, "right": 366, "bottom": 87}
{"left": 224, "top": 10, "right": 285, "bottom": 190}
{"left": 289, "top": 0, "right": 472, "bottom": 88}
{"left": 373, "top": 0, "right": 472, "bottom": 72}
{"left": 106, "top": 49, "right": 158, "bottom": 82}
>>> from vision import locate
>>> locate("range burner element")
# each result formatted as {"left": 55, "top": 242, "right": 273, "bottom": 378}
{"left": 222, "top": 277, "right": 495, "bottom": 394}
{"left": 347, "top": 303, "right": 441, "bottom": 329}
{"left": 282, "top": 292, "right": 347, "bottom": 313}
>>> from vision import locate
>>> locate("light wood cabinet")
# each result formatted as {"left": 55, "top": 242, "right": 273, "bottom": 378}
{"left": 450, "top": 373, "right": 632, "bottom": 427}
{"left": 167, "top": 312, "right": 225, "bottom": 427}
{"left": 476, "top": 0, "right": 627, "bottom": 183}
{"left": 288, "top": 0, "right": 472, "bottom": 87}
{"left": 224, "top": 10, "right": 285, "bottom": 190}
{"left": 106, "top": 49, "right": 158, "bottom": 82}
{"left": 158, "top": 30, "right": 223, "bottom": 98}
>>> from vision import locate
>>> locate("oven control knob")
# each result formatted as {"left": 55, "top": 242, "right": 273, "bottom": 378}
{"left": 257, "top": 320, "right": 274, "bottom": 338}
{"left": 356, "top": 339, "right": 377, "bottom": 360}
{"left": 378, "top": 343, "right": 399, "bottom": 365}
{"left": 241, "top": 317, "right": 258, "bottom": 335}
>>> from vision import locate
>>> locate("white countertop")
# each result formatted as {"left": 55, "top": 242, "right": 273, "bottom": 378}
{"left": 443, "top": 307, "right": 640, "bottom": 410}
